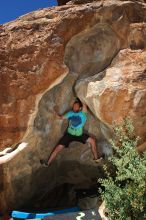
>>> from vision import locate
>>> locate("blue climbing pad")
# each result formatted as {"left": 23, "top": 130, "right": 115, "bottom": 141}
{"left": 11, "top": 207, "right": 80, "bottom": 219}
{"left": 11, "top": 208, "right": 102, "bottom": 220}
{"left": 44, "top": 208, "right": 102, "bottom": 220}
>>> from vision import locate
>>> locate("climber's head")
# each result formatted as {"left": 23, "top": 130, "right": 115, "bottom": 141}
{"left": 72, "top": 99, "right": 83, "bottom": 112}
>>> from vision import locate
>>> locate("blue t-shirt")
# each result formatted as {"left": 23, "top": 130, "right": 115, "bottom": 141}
{"left": 64, "top": 111, "right": 87, "bottom": 136}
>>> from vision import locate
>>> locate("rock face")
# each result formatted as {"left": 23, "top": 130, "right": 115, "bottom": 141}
{"left": 57, "top": 0, "right": 97, "bottom": 5}
{"left": 76, "top": 49, "right": 146, "bottom": 141}
{"left": 0, "top": 0, "right": 146, "bottom": 212}
{"left": 57, "top": 0, "right": 70, "bottom": 6}
{"left": 57, "top": 0, "right": 145, "bottom": 6}
{"left": 64, "top": 23, "right": 120, "bottom": 78}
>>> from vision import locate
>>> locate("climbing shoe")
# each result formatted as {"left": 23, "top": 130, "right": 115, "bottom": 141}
{"left": 93, "top": 157, "right": 103, "bottom": 163}
{"left": 40, "top": 159, "right": 48, "bottom": 167}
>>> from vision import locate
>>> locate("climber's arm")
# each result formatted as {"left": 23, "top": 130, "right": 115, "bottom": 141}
{"left": 82, "top": 103, "right": 88, "bottom": 113}
{"left": 54, "top": 111, "right": 67, "bottom": 120}
{"left": 57, "top": 115, "right": 67, "bottom": 120}
{"left": 53, "top": 109, "right": 73, "bottom": 120}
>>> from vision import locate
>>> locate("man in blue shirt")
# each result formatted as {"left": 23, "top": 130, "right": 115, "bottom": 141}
{"left": 40, "top": 99, "right": 102, "bottom": 166}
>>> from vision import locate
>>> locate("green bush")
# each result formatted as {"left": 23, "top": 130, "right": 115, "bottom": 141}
{"left": 99, "top": 118, "right": 146, "bottom": 220}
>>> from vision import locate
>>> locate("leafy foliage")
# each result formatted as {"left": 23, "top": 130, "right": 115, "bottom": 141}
{"left": 99, "top": 118, "right": 146, "bottom": 220}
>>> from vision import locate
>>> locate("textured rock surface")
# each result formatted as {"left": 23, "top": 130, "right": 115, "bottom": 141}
{"left": 0, "top": 0, "right": 146, "bottom": 212}
{"left": 57, "top": 0, "right": 145, "bottom": 6}
{"left": 57, "top": 0, "right": 99, "bottom": 5}
{"left": 1, "top": 0, "right": 146, "bottom": 149}
{"left": 76, "top": 49, "right": 146, "bottom": 142}
{"left": 64, "top": 23, "right": 120, "bottom": 78}
{"left": 57, "top": 0, "right": 70, "bottom": 6}
{"left": 129, "top": 23, "right": 146, "bottom": 50}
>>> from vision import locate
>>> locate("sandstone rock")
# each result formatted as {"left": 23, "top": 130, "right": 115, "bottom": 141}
{"left": 1, "top": 0, "right": 145, "bottom": 149}
{"left": 76, "top": 49, "right": 146, "bottom": 143}
{"left": 0, "top": 72, "right": 110, "bottom": 211}
{"left": 129, "top": 23, "right": 146, "bottom": 50}
{"left": 64, "top": 23, "right": 120, "bottom": 78}
{"left": 0, "top": 0, "right": 146, "bottom": 212}
{"left": 57, "top": 0, "right": 70, "bottom": 5}
{"left": 137, "top": 140, "right": 146, "bottom": 152}
{"left": 57, "top": 0, "right": 145, "bottom": 6}
{"left": 57, "top": 0, "right": 101, "bottom": 5}
{"left": 0, "top": 74, "right": 76, "bottom": 211}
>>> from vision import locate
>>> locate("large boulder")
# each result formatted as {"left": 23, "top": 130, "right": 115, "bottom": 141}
{"left": 1, "top": 0, "right": 145, "bottom": 149}
{"left": 64, "top": 23, "right": 120, "bottom": 78}
{"left": 0, "top": 0, "right": 123, "bottom": 150}
{"left": 0, "top": 0, "right": 146, "bottom": 212}
{"left": 76, "top": 49, "right": 146, "bottom": 142}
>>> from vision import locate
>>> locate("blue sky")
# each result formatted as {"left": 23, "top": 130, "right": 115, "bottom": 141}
{"left": 0, "top": 0, "right": 57, "bottom": 25}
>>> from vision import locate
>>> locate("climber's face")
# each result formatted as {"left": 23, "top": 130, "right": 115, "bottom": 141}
{"left": 73, "top": 103, "right": 80, "bottom": 112}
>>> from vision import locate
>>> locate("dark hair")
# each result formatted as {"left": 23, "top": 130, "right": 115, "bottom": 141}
{"left": 74, "top": 98, "right": 83, "bottom": 108}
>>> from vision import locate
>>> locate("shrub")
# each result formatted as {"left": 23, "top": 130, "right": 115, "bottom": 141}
{"left": 99, "top": 118, "right": 146, "bottom": 220}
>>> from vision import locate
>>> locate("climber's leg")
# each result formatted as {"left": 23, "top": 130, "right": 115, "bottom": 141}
{"left": 87, "top": 137, "right": 98, "bottom": 160}
{"left": 87, "top": 137, "right": 103, "bottom": 162}
{"left": 48, "top": 144, "right": 65, "bottom": 165}
{"left": 40, "top": 132, "right": 73, "bottom": 166}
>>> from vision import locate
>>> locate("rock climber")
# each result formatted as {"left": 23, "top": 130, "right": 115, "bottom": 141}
{"left": 40, "top": 98, "right": 102, "bottom": 166}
